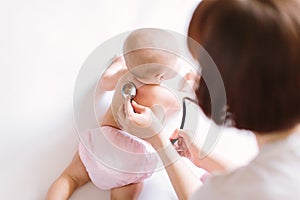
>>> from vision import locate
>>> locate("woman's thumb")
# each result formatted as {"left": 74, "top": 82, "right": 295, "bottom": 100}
{"left": 170, "top": 128, "right": 179, "bottom": 140}
{"left": 131, "top": 100, "right": 146, "bottom": 113}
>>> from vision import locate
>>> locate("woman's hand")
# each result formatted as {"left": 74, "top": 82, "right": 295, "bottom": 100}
{"left": 117, "top": 96, "right": 165, "bottom": 139}
{"left": 172, "top": 129, "right": 202, "bottom": 164}
{"left": 176, "top": 129, "right": 228, "bottom": 173}
{"left": 118, "top": 98, "right": 204, "bottom": 199}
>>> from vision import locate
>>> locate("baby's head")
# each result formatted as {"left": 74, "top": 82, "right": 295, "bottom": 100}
{"left": 123, "top": 28, "right": 180, "bottom": 84}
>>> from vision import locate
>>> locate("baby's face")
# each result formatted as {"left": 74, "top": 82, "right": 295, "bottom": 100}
{"left": 124, "top": 49, "right": 180, "bottom": 84}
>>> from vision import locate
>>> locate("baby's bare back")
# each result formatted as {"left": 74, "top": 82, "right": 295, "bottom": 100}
{"left": 101, "top": 72, "right": 181, "bottom": 131}
{"left": 101, "top": 72, "right": 144, "bottom": 128}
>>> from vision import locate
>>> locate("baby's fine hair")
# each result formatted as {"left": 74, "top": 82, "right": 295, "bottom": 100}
{"left": 123, "top": 28, "right": 179, "bottom": 56}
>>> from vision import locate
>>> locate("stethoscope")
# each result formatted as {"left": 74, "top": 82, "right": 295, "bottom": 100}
{"left": 121, "top": 82, "right": 137, "bottom": 100}
{"left": 121, "top": 81, "right": 197, "bottom": 144}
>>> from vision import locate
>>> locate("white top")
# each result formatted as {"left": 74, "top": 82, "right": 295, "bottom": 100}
{"left": 190, "top": 130, "right": 300, "bottom": 200}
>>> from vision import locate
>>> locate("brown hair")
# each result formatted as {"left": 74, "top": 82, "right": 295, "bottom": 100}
{"left": 188, "top": 0, "right": 300, "bottom": 133}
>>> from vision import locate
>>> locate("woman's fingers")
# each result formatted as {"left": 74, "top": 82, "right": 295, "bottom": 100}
{"left": 124, "top": 96, "right": 135, "bottom": 117}
{"left": 170, "top": 129, "right": 179, "bottom": 140}
{"left": 177, "top": 129, "right": 203, "bottom": 161}
{"left": 117, "top": 96, "right": 164, "bottom": 138}
{"left": 122, "top": 98, "right": 150, "bottom": 127}
{"left": 177, "top": 129, "right": 190, "bottom": 143}
{"left": 131, "top": 100, "right": 146, "bottom": 113}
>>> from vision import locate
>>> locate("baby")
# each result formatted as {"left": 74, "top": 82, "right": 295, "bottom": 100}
{"left": 46, "top": 28, "right": 182, "bottom": 200}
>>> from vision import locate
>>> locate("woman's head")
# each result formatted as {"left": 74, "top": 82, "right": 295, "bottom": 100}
{"left": 123, "top": 28, "right": 180, "bottom": 84}
{"left": 188, "top": 0, "right": 300, "bottom": 133}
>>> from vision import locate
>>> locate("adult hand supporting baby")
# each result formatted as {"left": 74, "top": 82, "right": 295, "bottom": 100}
{"left": 117, "top": 96, "right": 165, "bottom": 139}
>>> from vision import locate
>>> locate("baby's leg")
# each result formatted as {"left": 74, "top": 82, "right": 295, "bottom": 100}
{"left": 46, "top": 151, "right": 90, "bottom": 200}
{"left": 111, "top": 182, "right": 143, "bottom": 200}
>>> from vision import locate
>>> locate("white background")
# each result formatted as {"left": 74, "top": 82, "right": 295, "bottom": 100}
{"left": 0, "top": 0, "right": 257, "bottom": 199}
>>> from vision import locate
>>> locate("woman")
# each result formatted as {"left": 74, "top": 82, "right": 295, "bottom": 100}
{"left": 117, "top": 0, "right": 300, "bottom": 199}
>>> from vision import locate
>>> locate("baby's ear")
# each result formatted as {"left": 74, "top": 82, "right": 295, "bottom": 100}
{"left": 150, "top": 104, "right": 166, "bottom": 126}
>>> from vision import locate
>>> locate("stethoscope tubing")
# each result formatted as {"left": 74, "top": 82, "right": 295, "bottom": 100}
{"left": 170, "top": 96, "right": 198, "bottom": 144}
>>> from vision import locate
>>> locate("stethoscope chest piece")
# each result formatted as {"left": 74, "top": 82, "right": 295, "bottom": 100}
{"left": 121, "top": 82, "right": 137, "bottom": 100}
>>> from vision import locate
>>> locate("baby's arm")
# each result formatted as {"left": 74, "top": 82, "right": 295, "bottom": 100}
{"left": 99, "top": 56, "right": 128, "bottom": 91}
{"left": 46, "top": 151, "right": 90, "bottom": 200}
